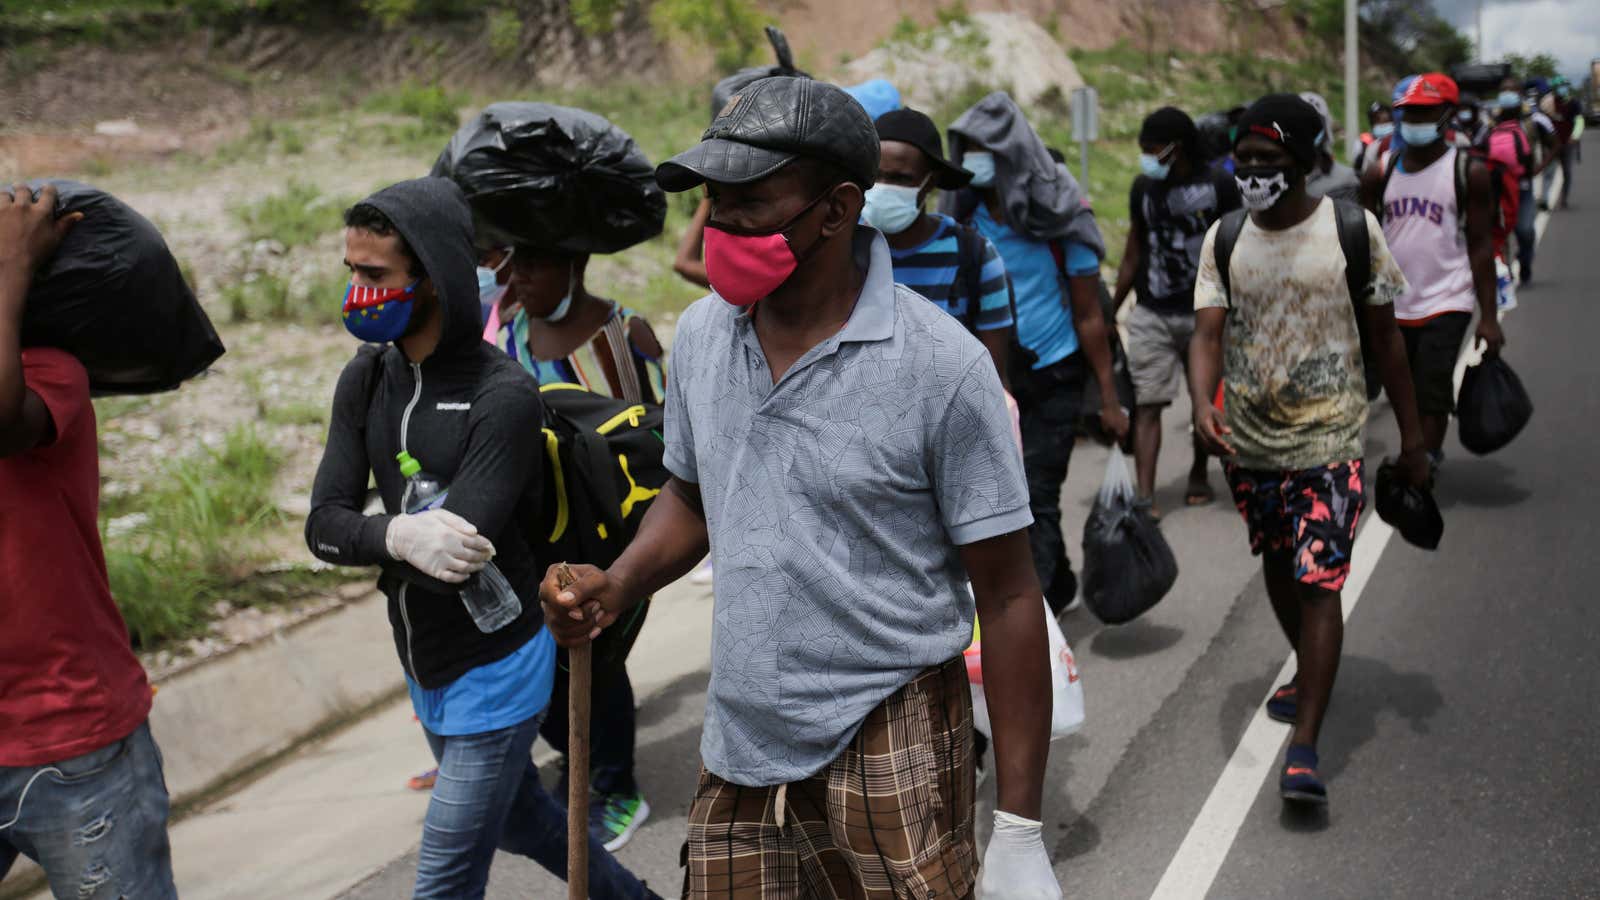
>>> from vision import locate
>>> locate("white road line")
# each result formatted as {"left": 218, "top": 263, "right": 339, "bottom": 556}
{"left": 1147, "top": 163, "right": 1566, "bottom": 900}
{"left": 1147, "top": 518, "right": 1395, "bottom": 900}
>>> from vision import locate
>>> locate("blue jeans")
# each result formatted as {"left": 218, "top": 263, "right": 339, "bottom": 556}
{"left": 1516, "top": 185, "right": 1538, "bottom": 275}
{"left": 413, "top": 710, "right": 658, "bottom": 900}
{"left": 0, "top": 721, "right": 176, "bottom": 899}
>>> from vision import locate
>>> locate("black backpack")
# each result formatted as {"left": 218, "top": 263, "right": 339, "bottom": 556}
{"left": 1213, "top": 199, "right": 1381, "bottom": 399}
{"left": 533, "top": 382, "right": 668, "bottom": 665}
{"left": 533, "top": 382, "right": 669, "bottom": 574}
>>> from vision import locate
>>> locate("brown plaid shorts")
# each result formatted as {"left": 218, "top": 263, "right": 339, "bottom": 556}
{"left": 683, "top": 657, "right": 976, "bottom": 899}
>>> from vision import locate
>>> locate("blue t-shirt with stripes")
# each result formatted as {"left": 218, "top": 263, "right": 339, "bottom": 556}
{"left": 887, "top": 215, "right": 1014, "bottom": 334}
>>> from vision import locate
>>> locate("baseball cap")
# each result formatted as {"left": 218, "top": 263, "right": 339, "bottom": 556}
{"left": 656, "top": 76, "right": 879, "bottom": 193}
{"left": 874, "top": 108, "right": 972, "bottom": 190}
{"left": 1396, "top": 73, "right": 1460, "bottom": 108}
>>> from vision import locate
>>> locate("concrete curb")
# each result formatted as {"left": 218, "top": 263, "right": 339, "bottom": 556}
{"left": 148, "top": 588, "right": 402, "bottom": 804}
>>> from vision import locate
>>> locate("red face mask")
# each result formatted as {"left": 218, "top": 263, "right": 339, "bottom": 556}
{"left": 704, "top": 190, "right": 831, "bottom": 307}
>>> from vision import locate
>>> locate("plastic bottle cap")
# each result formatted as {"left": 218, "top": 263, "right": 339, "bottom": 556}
{"left": 396, "top": 451, "right": 420, "bottom": 478}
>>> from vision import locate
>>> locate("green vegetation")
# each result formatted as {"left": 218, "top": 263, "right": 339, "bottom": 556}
{"left": 649, "top": 0, "right": 773, "bottom": 73}
{"left": 362, "top": 82, "right": 466, "bottom": 132}
{"left": 1291, "top": 0, "right": 1472, "bottom": 75}
{"left": 231, "top": 180, "right": 352, "bottom": 249}
{"left": 486, "top": 6, "right": 523, "bottom": 59}
{"left": 1500, "top": 52, "right": 1561, "bottom": 80}
{"left": 102, "top": 426, "right": 291, "bottom": 648}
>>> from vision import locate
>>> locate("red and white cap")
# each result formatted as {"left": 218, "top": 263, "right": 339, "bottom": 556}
{"left": 1395, "top": 73, "right": 1460, "bottom": 108}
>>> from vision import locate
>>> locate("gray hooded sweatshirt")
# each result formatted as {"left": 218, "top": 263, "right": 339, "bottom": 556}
{"left": 939, "top": 91, "right": 1106, "bottom": 256}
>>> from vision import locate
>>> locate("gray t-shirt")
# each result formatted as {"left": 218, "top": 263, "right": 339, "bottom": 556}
{"left": 665, "top": 227, "right": 1033, "bottom": 786}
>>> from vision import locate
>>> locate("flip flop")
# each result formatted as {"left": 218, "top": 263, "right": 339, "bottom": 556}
{"left": 1184, "top": 480, "right": 1214, "bottom": 507}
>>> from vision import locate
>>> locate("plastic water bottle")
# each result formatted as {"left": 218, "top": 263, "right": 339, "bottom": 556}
{"left": 396, "top": 451, "right": 523, "bottom": 633}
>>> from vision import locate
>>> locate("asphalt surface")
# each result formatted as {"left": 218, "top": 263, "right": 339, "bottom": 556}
{"left": 342, "top": 142, "right": 1597, "bottom": 899}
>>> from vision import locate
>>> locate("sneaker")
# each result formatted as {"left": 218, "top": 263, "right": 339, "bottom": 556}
{"left": 688, "top": 559, "right": 714, "bottom": 586}
{"left": 1279, "top": 744, "right": 1327, "bottom": 805}
{"left": 592, "top": 790, "right": 651, "bottom": 852}
{"left": 1265, "top": 679, "right": 1297, "bottom": 724}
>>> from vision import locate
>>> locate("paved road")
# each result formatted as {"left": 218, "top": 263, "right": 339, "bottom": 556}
{"left": 343, "top": 146, "right": 1597, "bottom": 899}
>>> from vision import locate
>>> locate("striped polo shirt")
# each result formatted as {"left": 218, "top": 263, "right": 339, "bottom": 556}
{"left": 887, "top": 214, "right": 1014, "bottom": 334}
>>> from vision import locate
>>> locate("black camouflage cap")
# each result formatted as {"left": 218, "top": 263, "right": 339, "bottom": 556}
{"left": 656, "top": 76, "right": 879, "bottom": 192}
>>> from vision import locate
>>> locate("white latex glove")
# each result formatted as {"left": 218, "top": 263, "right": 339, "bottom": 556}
{"left": 385, "top": 510, "right": 495, "bottom": 583}
{"left": 980, "top": 811, "right": 1061, "bottom": 900}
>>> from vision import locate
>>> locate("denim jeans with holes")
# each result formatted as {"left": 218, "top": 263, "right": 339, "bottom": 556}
{"left": 0, "top": 720, "right": 177, "bottom": 900}
{"left": 413, "top": 709, "right": 659, "bottom": 900}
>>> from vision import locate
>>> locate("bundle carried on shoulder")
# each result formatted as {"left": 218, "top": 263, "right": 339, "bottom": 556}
{"left": 432, "top": 103, "right": 666, "bottom": 256}
{"left": 23, "top": 180, "right": 224, "bottom": 395}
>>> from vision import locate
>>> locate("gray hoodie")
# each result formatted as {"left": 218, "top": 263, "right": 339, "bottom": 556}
{"left": 940, "top": 91, "right": 1106, "bottom": 257}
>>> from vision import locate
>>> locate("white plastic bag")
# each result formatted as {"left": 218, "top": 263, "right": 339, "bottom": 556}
{"left": 1495, "top": 256, "right": 1518, "bottom": 312}
{"left": 966, "top": 598, "right": 1084, "bottom": 741}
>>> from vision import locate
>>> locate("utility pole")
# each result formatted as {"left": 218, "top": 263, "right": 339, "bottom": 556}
{"left": 1344, "top": 0, "right": 1358, "bottom": 161}
{"left": 1476, "top": 0, "right": 1484, "bottom": 60}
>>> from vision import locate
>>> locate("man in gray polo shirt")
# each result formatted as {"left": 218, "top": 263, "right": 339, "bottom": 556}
{"left": 542, "top": 76, "right": 1061, "bottom": 899}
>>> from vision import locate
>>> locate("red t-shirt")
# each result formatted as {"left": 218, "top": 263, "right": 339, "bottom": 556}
{"left": 0, "top": 348, "right": 151, "bottom": 766}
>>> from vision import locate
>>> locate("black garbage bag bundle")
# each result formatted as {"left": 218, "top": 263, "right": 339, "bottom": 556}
{"left": 1082, "top": 452, "right": 1178, "bottom": 624}
{"left": 1457, "top": 356, "right": 1533, "bottom": 455}
{"left": 1375, "top": 459, "right": 1444, "bottom": 550}
{"left": 432, "top": 104, "right": 666, "bottom": 256}
{"left": 22, "top": 180, "right": 224, "bottom": 396}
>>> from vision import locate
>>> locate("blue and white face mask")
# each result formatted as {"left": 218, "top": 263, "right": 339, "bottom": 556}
{"left": 1139, "top": 144, "right": 1176, "bottom": 181}
{"left": 475, "top": 247, "right": 514, "bottom": 308}
{"left": 962, "top": 151, "right": 997, "bottom": 188}
{"left": 1399, "top": 120, "right": 1443, "bottom": 146}
{"left": 860, "top": 181, "right": 926, "bottom": 235}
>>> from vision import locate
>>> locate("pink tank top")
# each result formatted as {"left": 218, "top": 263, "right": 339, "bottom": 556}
{"left": 1380, "top": 147, "right": 1475, "bottom": 322}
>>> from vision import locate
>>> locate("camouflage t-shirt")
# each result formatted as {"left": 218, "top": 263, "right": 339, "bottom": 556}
{"left": 1194, "top": 200, "right": 1408, "bottom": 471}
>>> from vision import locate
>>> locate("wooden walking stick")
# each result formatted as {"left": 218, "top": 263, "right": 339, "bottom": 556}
{"left": 557, "top": 563, "right": 590, "bottom": 900}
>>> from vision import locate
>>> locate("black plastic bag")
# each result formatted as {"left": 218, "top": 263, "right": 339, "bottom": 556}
{"left": 1457, "top": 356, "right": 1533, "bottom": 455}
{"left": 22, "top": 180, "right": 224, "bottom": 396}
{"left": 432, "top": 103, "right": 666, "bottom": 256}
{"left": 1375, "top": 459, "right": 1444, "bottom": 550}
{"left": 709, "top": 26, "right": 809, "bottom": 122}
{"left": 1082, "top": 453, "right": 1179, "bottom": 624}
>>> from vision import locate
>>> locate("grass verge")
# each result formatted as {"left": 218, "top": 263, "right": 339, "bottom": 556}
{"left": 100, "top": 425, "right": 342, "bottom": 650}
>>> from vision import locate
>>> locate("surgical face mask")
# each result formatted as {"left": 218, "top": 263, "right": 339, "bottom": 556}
{"left": 1399, "top": 119, "right": 1444, "bottom": 146}
{"left": 527, "top": 262, "right": 577, "bottom": 324}
{"left": 1496, "top": 91, "right": 1522, "bottom": 111}
{"left": 1139, "top": 145, "right": 1174, "bottom": 181}
{"left": 1457, "top": 109, "right": 1476, "bottom": 125}
{"left": 962, "top": 151, "right": 996, "bottom": 188}
{"left": 1234, "top": 167, "right": 1292, "bottom": 212}
{"left": 342, "top": 280, "right": 418, "bottom": 343}
{"left": 476, "top": 247, "right": 514, "bottom": 308}
{"left": 860, "top": 181, "right": 925, "bottom": 235}
{"left": 1372, "top": 122, "right": 1395, "bottom": 139}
